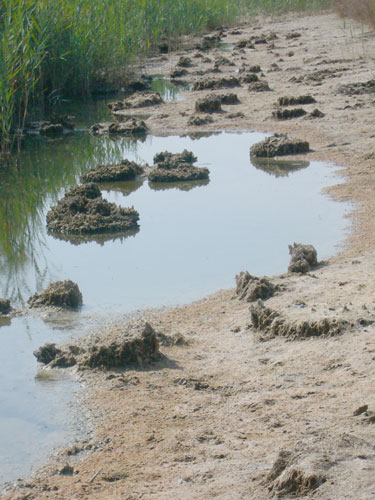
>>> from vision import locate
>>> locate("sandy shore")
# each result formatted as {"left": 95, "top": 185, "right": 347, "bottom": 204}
{"left": 4, "top": 10, "right": 375, "bottom": 500}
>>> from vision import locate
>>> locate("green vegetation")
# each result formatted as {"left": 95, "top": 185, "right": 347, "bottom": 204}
{"left": 0, "top": 0, "right": 332, "bottom": 154}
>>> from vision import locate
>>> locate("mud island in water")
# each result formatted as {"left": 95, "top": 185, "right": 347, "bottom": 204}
{"left": 4, "top": 10, "right": 375, "bottom": 500}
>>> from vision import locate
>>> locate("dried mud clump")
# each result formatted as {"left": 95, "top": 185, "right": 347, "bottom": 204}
{"left": 288, "top": 243, "right": 318, "bottom": 273}
{"left": 214, "top": 56, "right": 235, "bottom": 68}
{"left": 220, "top": 93, "right": 240, "bottom": 105}
{"left": 235, "top": 39, "right": 255, "bottom": 49}
{"left": 108, "top": 92, "right": 163, "bottom": 111}
{"left": 248, "top": 80, "right": 271, "bottom": 92}
{"left": 81, "top": 159, "right": 145, "bottom": 183}
{"left": 285, "top": 31, "right": 301, "bottom": 40}
{"left": 90, "top": 117, "right": 148, "bottom": 136}
{"left": 171, "top": 68, "right": 188, "bottom": 78}
{"left": 278, "top": 95, "right": 316, "bottom": 106}
{"left": 195, "top": 94, "right": 222, "bottom": 113}
{"left": 177, "top": 56, "right": 193, "bottom": 68}
{"left": 46, "top": 183, "right": 140, "bottom": 235}
{"left": 34, "top": 322, "right": 161, "bottom": 370}
{"left": 250, "top": 301, "right": 348, "bottom": 340}
{"left": 192, "top": 76, "right": 240, "bottom": 91}
{"left": 309, "top": 108, "right": 325, "bottom": 118}
{"left": 240, "top": 72, "right": 259, "bottom": 84}
{"left": 153, "top": 150, "right": 197, "bottom": 165}
{"left": 28, "top": 280, "right": 83, "bottom": 309}
{"left": 338, "top": 79, "right": 375, "bottom": 96}
{"left": 0, "top": 298, "right": 11, "bottom": 315}
{"left": 198, "top": 34, "right": 221, "bottom": 51}
{"left": 188, "top": 114, "right": 214, "bottom": 126}
{"left": 235, "top": 272, "right": 277, "bottom": 302}
{"left": 272, "top": 108, "right": 307, "bottom": 120}
{"left": 149, "top": 150, "right": 209, "bottom": 183}
{"left": 239, "top": 64, "right": 261, "bottom": 74}
{"left": 250, "top": 134, "right": 309, "bottom": 158}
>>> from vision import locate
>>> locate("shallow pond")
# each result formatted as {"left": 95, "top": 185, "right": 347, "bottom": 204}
{"left": 0, "top": 94, "right": 350, "bottom": 487}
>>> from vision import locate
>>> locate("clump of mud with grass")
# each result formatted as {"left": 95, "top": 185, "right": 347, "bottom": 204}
{"left": 288, "top": 243, "right": 318, "bottom": 273}
{"left": 235, "top": 272, "right": 278, "bottom": 302}
{"left": 250, "top": 133, "right": 309, "bottom": 158}
{"left": 90, "top": 116, "right": 148, "bottom": 136}
{"left": 250, "top": 300, "right": 349, "bottom": 341}
{"left": 46, "top": 183, "right": 139, "bottom": 235}
{"left": 34, "top": 322, "right": 161, "bottom": 370}
{"left": 0, "top": 298, "right": 12, "bottom": 315}
{"left": 28, "top": 280, "right": 83, "bottom": 309}
{"left": 81, "top": 159, "right": 146, "bottom": 183}
{"left": 148, "top": 149, "right": 209, "bottom": 183}
{"left": 108, "top": 92, "right": 163, "bottom": 112}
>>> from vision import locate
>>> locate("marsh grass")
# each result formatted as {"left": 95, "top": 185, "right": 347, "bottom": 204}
{"left": 0, "top": 0, "right": 332, "bottom": 154}
{"left": 335, "top": 0, "right": 375, "bottom": 26}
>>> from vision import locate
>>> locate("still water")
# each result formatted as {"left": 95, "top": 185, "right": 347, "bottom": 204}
{"left": 0, "top": 90, "right": 350, "bottom": 487}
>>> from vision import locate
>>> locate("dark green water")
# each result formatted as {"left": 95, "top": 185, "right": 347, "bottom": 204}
{"left": 0, "top": 83, "right": 350, "bottom": 488}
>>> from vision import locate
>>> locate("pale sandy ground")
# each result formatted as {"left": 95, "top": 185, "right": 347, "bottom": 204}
{"left": 4, "top": 10, "right": 375, "bottom": 500}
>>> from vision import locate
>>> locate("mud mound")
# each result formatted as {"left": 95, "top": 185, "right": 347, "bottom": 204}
{"left": 0, "top": 298, "right": 11, "bottom": 315}
{"left": 220, "top": 93, "right": 239, "bottom": 105}
{"left": 278, "top": 95, "right": 316, "bottom": 106}
{"left": 235, "top": 272, "right": 277, "bottom": 302}
{"left": 108, "top": 92, "right": 163, "bottom": 111}
{"left": 248, "top": 80, "right": 271, "bottom": 92}
{"left": 236, "top": 39, "right": 255, "bottom": 49}
{"left": 192, "top": 76, "right": 240, "bottom": 91}
{"left": 188, "top": 114, "right": 214, "bottom": 126}
{"left": 46, "top": 183, "right": 139, "bottom": 235}
{"left": 34, "top": 322, "right": 161, "bottom": 370}
{"left": 268, "top": 452, "right": 326, "bottom": 497}
{"left": 250, "top": 134, "right": 309, "bottom": 158}
{"left": 285, "top": 31, "right": 301, "bottom": 40}
{"left": 154, "top": 150, "right": 197, "bottom": 166}
{"left": 272, "top": 108, "right": 307, "bottom": 120}
{"left": 177, "top": 56, "right": 193, "bottom": 68}
{"left": 170, "top": 68, "right": 188, "bottom": 78}
{"left": 240, "top": 72, "right": 259, "bottom": 84}
{"left": 91, "top": 117, "right": 148, "bottom": 136}
{"left": 197, "top": 34, "right": 221, "bottom": 51}
{"left": 239, "top": 64, "right": 261, "bottom": 73}
{"left": 214, "top": 56, "right": 235, "bottom": 69}
{"left": 149, "top": 149, "right": 209, "bottom": 183}
{"left": 288, "top": 243, "right": 318, "bottom": 273}
{"left": 309, "top": 108, "right": 325, "bottom": 118}
{"left": 250, "top": 300, "right": 348, "bottom": 340}
{"left": 28, "top": 280, "right": 83, "bottom": 309}
{"left": 81, "top": 160, "right": 145, "bottom": 183}
{"left": 195, "top": 95, "right": 222, "bottom": 113}
{"left": 149, "top": 165, "right": 209, "bottom": 183}
{"left": 338, "top": 79, "right": 375, "bottom": 96}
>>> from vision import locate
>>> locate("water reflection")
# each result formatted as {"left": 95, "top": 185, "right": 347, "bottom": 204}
{"left": 49, "top": 227, "right": 140, "bottom": 247}
{"left": 149, "top": 178, "right": 210, "bottom": 192}
{"left": 251, "top": 157, "right": 310, "bottom": 177}
{"left": 99, "top": 179, "right": 145, "bottom": 197}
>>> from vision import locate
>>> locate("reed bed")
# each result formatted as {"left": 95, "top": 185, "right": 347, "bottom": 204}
{"left": 0, "top": 0, "right": 331, "bottom": 155}
{"left": 335, "top": 0, "right": 375, "bottom": 26}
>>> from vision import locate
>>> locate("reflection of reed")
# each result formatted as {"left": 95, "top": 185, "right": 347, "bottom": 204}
{"left": 251, "top": 157, "right": 310, "bottom": 177}
{"left": 148, "top": 178, "right": 210, "bottom": 192}
{"left": 0, "top": 126, "right": 145, "bottom": 304}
